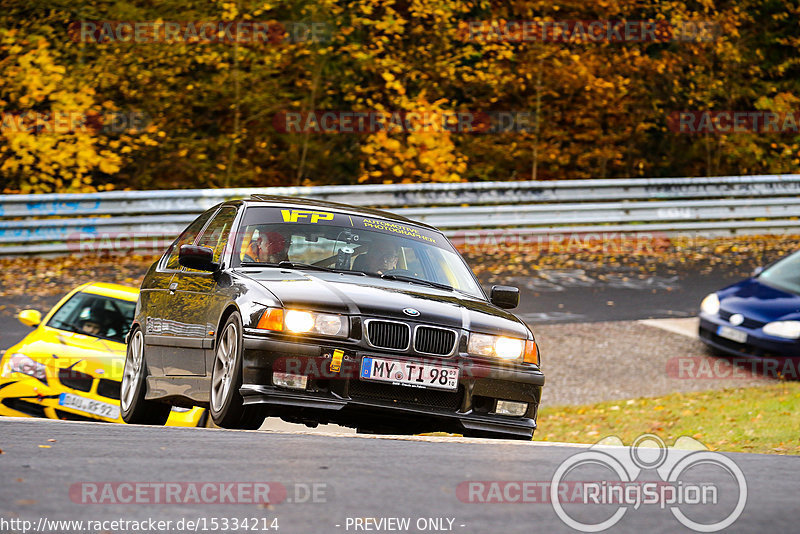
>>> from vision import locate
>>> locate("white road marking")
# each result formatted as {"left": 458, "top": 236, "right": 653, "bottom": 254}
{"left": 639, "top": 317, "right": 699, "bottom": 339}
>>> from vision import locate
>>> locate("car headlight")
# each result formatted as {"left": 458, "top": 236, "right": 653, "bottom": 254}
{"left": 468, "top": 333, "right": 525, "bottom": 361}
{"left": 257, "top": 308, "right": 348, "bottom": 338}
{"left": 763, "top": 321, "right": 800, "bottom": 339}
{"left": 700, "top": 293, "right": 720, "bottom": 315}
{"left": 1, "top": 353, "right": 48, "bottom": 383}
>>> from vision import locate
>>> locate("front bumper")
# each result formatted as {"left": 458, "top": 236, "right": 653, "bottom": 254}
{"left": 241, "top": 334, "right": 544, "bottom": 438}
{"left": 0, "top": 375, "right": 206, "bottom": 426}
{"left": 0, "top": 376, "right": 121, "bottom": 422}
{"left": 698, "top": 312, "right": 800, "bottom": 359}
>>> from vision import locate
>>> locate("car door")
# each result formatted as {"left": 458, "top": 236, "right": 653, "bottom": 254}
{"left": 162, "top": 206, "right": 238, "bottom": 376}
{"left": 144, "top": 210, "right": 215, "bottom": 376}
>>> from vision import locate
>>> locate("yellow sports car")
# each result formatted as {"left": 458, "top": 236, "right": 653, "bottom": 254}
{"left": 0, "top": 282, "right": 206, "bottom": 426}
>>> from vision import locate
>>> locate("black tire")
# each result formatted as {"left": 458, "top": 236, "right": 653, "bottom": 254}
{"left": 209, "top": 312, "right": 266, "bottom": 429}
{"left": 196, "top": 408, "right": 210, "bottom": 428}
{"left": 120, "top": 327, "right": 171, "bottom": 425}
{"left": 238, "top": 406, "right": 268, "bottom": 430}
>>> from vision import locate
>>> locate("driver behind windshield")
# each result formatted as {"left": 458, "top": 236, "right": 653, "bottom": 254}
{"left": 79, "top": 319, "right": 103, "bottom": 337}
{"left": 356, "top": 239, "right": 400, "bottom": 275}
{"left": 243, "top": 229, "right": 290, "bottom": 263}
{"left": 77, "top": 300, "right": 113, "bottom": 338}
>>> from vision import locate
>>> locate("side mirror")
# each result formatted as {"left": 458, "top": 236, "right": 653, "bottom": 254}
{"left": 18, "top": 309, "right": 42, "bottom": 328}
{"left": 490, "top": 285, "right": 520, "bottom": 310}
{"left": 179, "top": 244, "right": 219, "bottom": 272}
{"left": 752, "top": 266, "right": 764, "bottom": 277}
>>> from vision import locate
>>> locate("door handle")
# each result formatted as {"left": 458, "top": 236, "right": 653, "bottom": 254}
{"left": 169, "top": 282, "right": 178, "bottom": 294}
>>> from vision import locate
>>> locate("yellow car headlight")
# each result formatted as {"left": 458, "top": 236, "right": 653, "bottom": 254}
{"left": 285, "top": 310, "right": 315, "bottom": 333}
{"left": 257, "top": 308, "right": 348, "bottom": 338}
{"left": 2, "top": 353, "right": 48, "bottom": 383}
{"left": 468, "top": 334, "right": 525, "bottom": 361}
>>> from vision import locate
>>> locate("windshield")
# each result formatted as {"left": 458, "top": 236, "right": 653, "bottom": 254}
{"left": 233, "top": 206, "right": 484, "bottom": 298}
{"left": 47, "top": 291, "right": 136, "bottom": 343}
{"left": 758, "top": 250, "right": 800, "bottom": 296}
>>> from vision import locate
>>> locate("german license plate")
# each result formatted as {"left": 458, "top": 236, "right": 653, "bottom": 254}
{"left": 717, "top": 325, "right": 747, "bottom": 344}
{"left": 58, "top": 393, "right": 120, "bottom": 420}
{"left": 360, "top": 357, "right": 458, "bottom": 391}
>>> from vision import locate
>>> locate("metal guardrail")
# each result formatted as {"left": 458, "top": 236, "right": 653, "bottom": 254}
{"left": 1, "top": 174, "right": 800, "bottom": 255}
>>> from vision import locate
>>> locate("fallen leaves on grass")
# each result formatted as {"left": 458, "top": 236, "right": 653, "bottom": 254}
{"left": 536, "top": 382, "right": 800, "bottom": 455}
{"left": 462, "top": 234, "right": 800, "bottom": 289}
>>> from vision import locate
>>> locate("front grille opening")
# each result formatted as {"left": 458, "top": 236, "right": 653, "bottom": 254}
{"left": 1, "top": 398, "right": 47, "bottom": 418}
{"left": 97, "top": 379, "right": 121, "bottom": 400}
{"left": 58, "top": 368, "right": 94, "bottom": 392}
{"left": 349, "top": 380, "right": 462, "bottom": 411}
{"left": 415, "top": 327, "right": 456, "bottom": 355}
{"left": 367, "top": 321, "right": 410, "bottom": 350}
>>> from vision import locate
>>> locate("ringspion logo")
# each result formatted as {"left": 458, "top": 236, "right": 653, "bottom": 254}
{"left": 550, "top": 435, "right": 746, "bottom": 532}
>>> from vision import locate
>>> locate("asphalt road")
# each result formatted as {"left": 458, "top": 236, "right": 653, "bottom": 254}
{"left": 0, "top": 418, "right": 795, "bottom": 534}
{"left": 507, "top": 262, "right": 749, "bottom": 325}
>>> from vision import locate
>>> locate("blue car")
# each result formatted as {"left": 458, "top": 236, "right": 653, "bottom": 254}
{"left": 698, "top": 250, "right": 800, "bottom": 361}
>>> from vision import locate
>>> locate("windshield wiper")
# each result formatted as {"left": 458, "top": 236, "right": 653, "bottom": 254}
{"left": 379, "top": 273, "right": 453, "bottom": 291}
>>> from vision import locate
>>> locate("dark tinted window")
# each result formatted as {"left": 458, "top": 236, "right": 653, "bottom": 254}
{"left": 759, "top": 251, "right": 800, "bottom": 295}
{"left": 163, "top": 209, "right": 216, "bottom": 270}
{"left": 48, "top": 292, "right": 136, "bottom": 343}
{"left": 234, "top": 206, "right": 483, "bottom": 297}
{"left": 195, "top": 207, "right": 238, "bottom": 265}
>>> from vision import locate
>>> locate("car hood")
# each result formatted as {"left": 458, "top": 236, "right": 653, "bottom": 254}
{"left": 8, "top": 326, "right": 126, "bottom": 379}
{"left": 718, "top": 278, "right": 800, "bottom": 323}
{"left": 239, "top": 270, "right": 530, "bottom": 338}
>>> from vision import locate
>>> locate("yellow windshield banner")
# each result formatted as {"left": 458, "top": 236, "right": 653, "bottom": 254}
{"left": 280, "top": 209, "right": 335, "bottom": 224}
{"left": 360, "top": 218, "right": 439, "bottom": 245}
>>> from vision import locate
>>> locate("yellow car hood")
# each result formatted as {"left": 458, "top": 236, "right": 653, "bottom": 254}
{"left": 12, "top": 327, "right": 127, "bottom": 380}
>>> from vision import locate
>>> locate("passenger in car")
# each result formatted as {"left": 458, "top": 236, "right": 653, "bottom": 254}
{"left": 353, "top": 239, "right": 400, "bottom": 274}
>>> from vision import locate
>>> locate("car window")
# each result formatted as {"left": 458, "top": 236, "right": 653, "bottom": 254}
{"left": 162, "top": 209, "right": 216, "bottom": 270}
{"left": 47, "top": 292, "right": 136, "bottom": 343}
{"left": 234, "top": 207, "right": 484, "bottom": 298}
{"left": 759, "top": 250, "right": 800, "bottom": 295}
{"left": 195, "top": 206, "right": 237, "bottom": 265}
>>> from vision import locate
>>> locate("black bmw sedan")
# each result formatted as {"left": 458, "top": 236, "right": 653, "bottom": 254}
{"left": 121, "top": 195, "right": 544, "bottom": 439}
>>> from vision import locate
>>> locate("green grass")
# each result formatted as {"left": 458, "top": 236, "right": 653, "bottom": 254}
{"left": 535, "top": 382, "right": 800, "bottom": 455}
